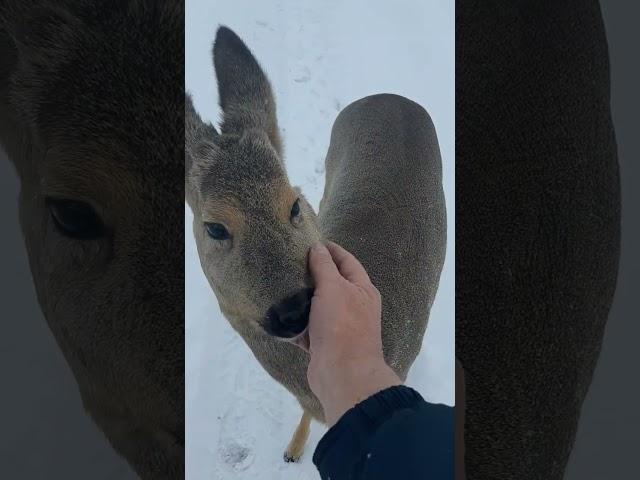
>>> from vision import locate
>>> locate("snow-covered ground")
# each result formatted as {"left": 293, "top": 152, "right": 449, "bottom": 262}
{"left": 185, "top": 1, "right": 454, "bottom": 479}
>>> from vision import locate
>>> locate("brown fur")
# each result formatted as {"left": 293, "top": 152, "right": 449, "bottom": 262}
{"left": 186, "top": 26, "right": 447, "bottom": 461}
{"left": 0, "top": 2, "right": 184, "bottom": 478}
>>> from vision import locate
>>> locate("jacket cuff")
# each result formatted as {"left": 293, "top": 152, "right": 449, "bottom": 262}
{"left": 312, "top": 385, "right": 424, "bottom": 469}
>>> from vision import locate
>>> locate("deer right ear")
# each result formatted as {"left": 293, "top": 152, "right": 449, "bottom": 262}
{"left": 185, "top": 92, "right": 218, "bottom": 208}
{"left": 213, "top": 26, "right": 282, "bottom": 155}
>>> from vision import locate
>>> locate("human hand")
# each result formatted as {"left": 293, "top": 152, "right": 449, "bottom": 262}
{"left": 296, "top": 241, "right": 401, "bottom": 426}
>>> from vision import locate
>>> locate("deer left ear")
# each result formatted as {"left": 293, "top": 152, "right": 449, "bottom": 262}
{"left": 212, "top": 26, "right": 282, "bottom": 156}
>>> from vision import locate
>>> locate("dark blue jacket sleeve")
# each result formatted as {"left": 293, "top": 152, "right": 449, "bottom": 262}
{"left": 313, "top": 385, "right": 454, "bottom": 480}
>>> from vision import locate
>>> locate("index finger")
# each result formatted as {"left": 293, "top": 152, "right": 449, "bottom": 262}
{"left": 308, "top": 242, "right": 342, "bottom": 288}
{"left": 325, "top": 241, "right": 371, "bottom": 286}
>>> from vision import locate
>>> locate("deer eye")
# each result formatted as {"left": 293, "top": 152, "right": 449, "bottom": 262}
{"left": 47, "top": 198, "right": 105, "bottom": 239}
{"left": 290, "top": 199, "right": 301, "bottom": 220}
{"left": 205, "top": 222, "right": 231, "bottom": 240}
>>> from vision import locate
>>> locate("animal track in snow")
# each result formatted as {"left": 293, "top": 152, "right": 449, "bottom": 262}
{"left": 216, "top": 400, "right": 256, "bottom": 473}
{"left": 218, "top": 442, "right": 254, "bottom": 471}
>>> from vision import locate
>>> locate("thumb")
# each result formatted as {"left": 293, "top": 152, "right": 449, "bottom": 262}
{"left": 308, "top": 242, "right": 340, "bottom": 288}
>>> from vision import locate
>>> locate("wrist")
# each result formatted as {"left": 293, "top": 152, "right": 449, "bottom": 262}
{"left": 318, "top": 357, "right": 402, "bottom": 426}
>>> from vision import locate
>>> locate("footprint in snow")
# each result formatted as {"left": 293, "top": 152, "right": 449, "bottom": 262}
{"left": 216, "top": 399, "right": 256, "bottom": 472}
{"left": 218, "top": 442, "right": 254, "bottom": 472}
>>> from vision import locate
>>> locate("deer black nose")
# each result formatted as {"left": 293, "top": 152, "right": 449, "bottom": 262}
{"left": 263, "top": 288, "right": 314, "bottom": 338}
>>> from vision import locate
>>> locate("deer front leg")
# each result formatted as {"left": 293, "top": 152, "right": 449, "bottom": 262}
{"left": 284, "top": 411, "right": 312, "bottom": 463}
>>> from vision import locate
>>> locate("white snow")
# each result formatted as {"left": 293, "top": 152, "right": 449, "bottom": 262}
{"left": 186, "top": 1, "right": 454, "bottom": 479}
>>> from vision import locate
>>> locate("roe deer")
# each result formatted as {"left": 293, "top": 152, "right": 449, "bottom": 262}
{"left": 0, "top": 2, "right": 184, "bottom": 478}
{"left": 185, "top": 26, "right": 446, "bottom": 461}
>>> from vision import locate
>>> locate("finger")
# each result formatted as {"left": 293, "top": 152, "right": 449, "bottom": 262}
{"left": 308, "top": 242, "right": 341, "bottom": 287}
{"left": 325, "top": 241, "right": 371, "bottom": 285}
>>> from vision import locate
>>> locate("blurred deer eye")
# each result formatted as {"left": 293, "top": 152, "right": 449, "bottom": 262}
{"left": 47, "top": 198, "right": 105, "bottom": 239}
{"left": 205, "top": 222, "right": 230, "bottom": 240}
{"left": 290, "top": 199, "right": 301, "bottom": 219}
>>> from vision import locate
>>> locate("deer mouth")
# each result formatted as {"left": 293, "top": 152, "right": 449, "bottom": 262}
{"left": 262, "top": 288, "right": 314, "bottom": 338}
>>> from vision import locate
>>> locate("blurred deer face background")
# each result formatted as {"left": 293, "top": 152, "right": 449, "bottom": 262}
{"left": 186, "top": 27, "right": 321, "bottom": 340}
{"left": 0, "top": 2, "right": 184, "bottom": 477}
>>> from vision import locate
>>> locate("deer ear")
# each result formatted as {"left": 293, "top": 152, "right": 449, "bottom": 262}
{"left": 186, "top": 93, "right": 218, "bottom": 171}
{"left": 185, "top": 92, "right": 219, "bottom": 208}
{"left": 212, "top": 26, "right": 282, "bottom": 155}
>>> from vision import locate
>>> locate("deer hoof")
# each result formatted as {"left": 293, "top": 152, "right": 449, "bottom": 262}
{"left": 283, "top": 452, "right": 301, "bottom": 463}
